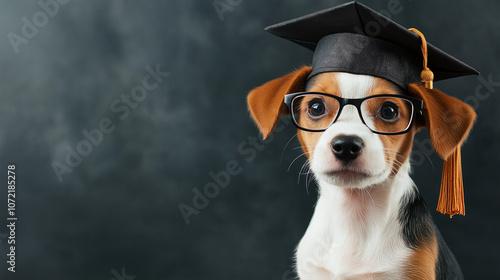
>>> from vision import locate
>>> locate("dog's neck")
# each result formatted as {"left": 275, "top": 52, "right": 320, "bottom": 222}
{"left": 298, "top": 160, "right": 415, "bottom": 277}
{"left": 316, "top": 160, "right": 413, "bottom": 236}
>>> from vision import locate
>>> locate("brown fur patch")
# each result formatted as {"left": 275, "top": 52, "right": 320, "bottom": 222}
{"left": 297, "top": 73, "right": 341, "bottom": 159}
{"left": 306, "top": 72, "right": 341, "bottom": 95}
{"left": 381, "top": 129, "right": 415, "bottom": 176}
{"left": 404, "top": 235, "right": 438, "bottom": 280}
{"left": 368, "top": 79, "right": 415, "bottom": 176}
{"left": 247, "top": 66, "right": 312, "bottom": 139}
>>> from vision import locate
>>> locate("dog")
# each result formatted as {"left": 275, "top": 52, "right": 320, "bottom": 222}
{"left": 247, "top": 66, "right": 475, "bottom": 279}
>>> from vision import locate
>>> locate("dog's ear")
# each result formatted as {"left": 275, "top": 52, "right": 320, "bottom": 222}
{"left": 247, "top": 66, "right": 312, "bottom": 139}
{"left": 408, "top": 83, "right": 476, "bottom": 159}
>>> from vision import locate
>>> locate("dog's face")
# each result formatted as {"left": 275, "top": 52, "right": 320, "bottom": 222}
{"left": 298, "top": 72, "right": 416, "bottom": 189}
{"left": 247, "top": 66, "right": 475, "bottom": 189}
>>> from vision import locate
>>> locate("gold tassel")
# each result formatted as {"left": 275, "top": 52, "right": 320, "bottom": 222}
{"left": 437, "top": 148, "right": 465, "bottom": 217}
{"left": 409, "top": 28, "right": 434, "bottom": 89}
{"left": 409, "top": 28, "right": 465, "bottom": 217}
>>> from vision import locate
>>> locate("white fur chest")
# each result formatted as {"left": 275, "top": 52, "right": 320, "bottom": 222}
{"left": 296, "top": 173, "right": 414, "bottom": 280}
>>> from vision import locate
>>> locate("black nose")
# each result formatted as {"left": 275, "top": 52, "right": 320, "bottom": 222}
{"left": 331, "top": 136, "right": 364, "bottom": 163}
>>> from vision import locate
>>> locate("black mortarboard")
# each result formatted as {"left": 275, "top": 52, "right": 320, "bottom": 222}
{"left": 265, "top": 1, "right": 479, "bottom": 89}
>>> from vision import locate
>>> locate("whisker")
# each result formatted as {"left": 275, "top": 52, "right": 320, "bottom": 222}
{"left": 364, "top": 188, "right": 375, "bottom": 205}
{"left": 297, "top": 162, "right": 305, "bottom": 184}
{"left": 382, "top": 147, "right": 401, "bottom": 153}
{"left": 292, "top": 146, "right": 316, "bottom": 150}
{"left": 388, "top": 157, "right": 405, "bottom": 166}
{"left": 280, "top": 134, "right": 298, "bottom": 166}
{"left": 384, "top": 153, "right": 407, "bottom": 177}
{"left": 305, "top": 172, "right": 312, "bottom": 196}
{"left": 383, "top": 152, "right": 406, "bottom": 159}
{"left": 306, "top": 171, "right": 316, "bottom": 194}
{"left": 296, "top": 160, "right": 313, "bottom": 195}
{"left": 383, "top": 149, "right": 407, "bottom": 159}
{"left": 386, "top": 160, "right": 403, "bottom": 168}
{"left": 298, "top": 160, "right": 310, "bottom": 176}
{"left": 413, "top": 143, "right": 435, "bottom": 170}
{"left": 288, "top": 152, "right": 309, "bottom": 172}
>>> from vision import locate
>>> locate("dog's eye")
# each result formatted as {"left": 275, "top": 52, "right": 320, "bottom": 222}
{"left": 379, "top": 102, "right": 399, "bottom": 121}
{"left": 307, "top": 99, "right": 326, "bottom": 118}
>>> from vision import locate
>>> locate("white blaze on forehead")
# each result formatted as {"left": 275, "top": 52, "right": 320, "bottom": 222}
{"left": 336, "top": 73, "right": 375, "bottom": 125}
{"left": 337, "top": 73, "right": 375, "bottom": 99}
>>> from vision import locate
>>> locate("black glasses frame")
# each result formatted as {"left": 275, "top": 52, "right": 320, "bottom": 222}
{"left": 283, "top": 92, "right": 424, "bottom": 135}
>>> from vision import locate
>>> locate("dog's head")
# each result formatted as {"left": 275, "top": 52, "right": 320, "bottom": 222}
{"left": 247, "top": 67, "right": 476, "bottom": 189}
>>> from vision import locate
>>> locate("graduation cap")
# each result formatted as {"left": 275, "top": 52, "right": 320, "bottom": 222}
{"left": 263, "top": 1, "right": 478, "bottom": 217}
{"left": 265, "top": 1, "right": 478, "bottom": 89}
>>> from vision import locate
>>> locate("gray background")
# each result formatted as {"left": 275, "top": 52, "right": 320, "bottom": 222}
{"left": 0, "top": 0, "right": 499, "bottom": 279}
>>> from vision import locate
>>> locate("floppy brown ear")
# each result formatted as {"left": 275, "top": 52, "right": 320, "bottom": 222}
{"left": 408, "top": 83, "right": 477, "bottom": 159}
{"left": 247, "top": 66, "right": 312, "bottom": 139}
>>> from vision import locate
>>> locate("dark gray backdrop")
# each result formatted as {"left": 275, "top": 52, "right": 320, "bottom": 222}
{"left": 0, "top": 0, "right": 498, "bottom": 279}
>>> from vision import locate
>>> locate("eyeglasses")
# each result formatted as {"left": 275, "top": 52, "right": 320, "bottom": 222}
{"left": 283, "top": 92, "right": 423, "bottom": 135}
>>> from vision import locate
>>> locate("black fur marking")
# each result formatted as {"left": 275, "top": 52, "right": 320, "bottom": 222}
{"left": 398, "top": 189, "right": 464, "bottom": 279}
{"left": 434, "top": 226, "right": 464, "bottom": 280}
{"left": 398, "top": 190, "right": 434, "bottom": 248}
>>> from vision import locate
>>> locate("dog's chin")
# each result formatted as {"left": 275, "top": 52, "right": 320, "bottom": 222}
{"left": 315, "top": 169, "right": 388, "bottom": 189}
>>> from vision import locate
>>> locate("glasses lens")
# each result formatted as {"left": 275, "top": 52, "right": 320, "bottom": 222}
{"left": 360, "top": 96, "right": 414, "bottom": 133}
{"left": 291, "top": 94, "right": 340, "bottom": 131}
